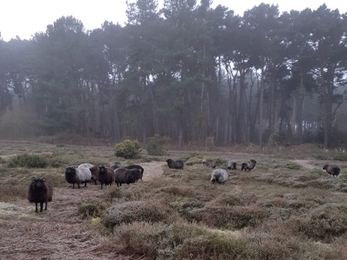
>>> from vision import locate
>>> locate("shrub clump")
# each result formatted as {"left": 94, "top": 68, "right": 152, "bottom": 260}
{"left": 7, "top": 153, "right": 48, "bottom": 168}
{"left": 290, "top": 203, "right": 347, "bottom": 242}
{"left": 146, "top": 134, "right": 169, "bottom": 156}
{"left": 114, "top": 139, "right": 141, "bottom": 159}
{"left": 102, "top": 200, "right": 173, "bottom": 229}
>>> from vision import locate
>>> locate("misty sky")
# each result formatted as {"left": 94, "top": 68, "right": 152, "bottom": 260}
{"left": 0, "top": 0, "right": 346, "bottom": 41}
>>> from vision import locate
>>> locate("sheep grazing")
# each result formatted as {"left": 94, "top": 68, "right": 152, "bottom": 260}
{"left": 166, "top": 159, "right": 184, "bottom": 169}
{"left": 203, "top": 159, "right": 217, "bottom": 168}
{"left": 323, "top": 164, "right": 340, "bottom": 177}
{"left": 65, "top": 166, "right": 92, "bottom": 188}
{"left": 27, "top": 177, "right": 53, "bottom": 213}
{"left": 241, "top": 159, "right": 257, "bottom": 172}
{"left": 125, "top": 165, "right": 144, "bottom": 180}
{"left": 227, "top": 160, "right": 237, "bottom": 170}
{"left": 114, "top": 167, "right": 141, "bottom": 187}
{"left": 98, "top": 166, "right": 115, "bottom": 189}
{"left": 210, "top": 168, "right": 228, "bottom": 184}
{"left": 110, "top": 162, "right": 123, "bottom": 171}
{"left": 78, "top": 163, "right": 98, "bottom": 185}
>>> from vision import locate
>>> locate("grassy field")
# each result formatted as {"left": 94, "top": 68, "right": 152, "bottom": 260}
{"left": 1, "top": 140, "right": 347, "bottom": 259}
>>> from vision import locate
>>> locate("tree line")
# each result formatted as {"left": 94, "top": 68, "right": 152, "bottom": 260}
{"left": 0, "top": 0, "right": 346, "bottom": 149}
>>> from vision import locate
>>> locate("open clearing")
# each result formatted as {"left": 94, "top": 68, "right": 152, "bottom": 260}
{"left": 1, "top": 140, "right": 347, "bottom": 259}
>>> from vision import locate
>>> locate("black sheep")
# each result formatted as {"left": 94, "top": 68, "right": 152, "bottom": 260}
{"left": 241, "top": 159, "right": 257, "bottom": 171}
{"left": 27, "top": 177, "right": 53, "bottom": 213}
{"left": 166, "top": 159, "right": 184, "bottom": 169}
{"left": 125, "top": 165, "right": 144, "bottom": 180}
{"left": 323, "top": 164, "right": 340, "bottom": 177}
{"left": 114, "top": 168, "right": 141, "bottom": 187}
{"left": 98, "top": 166, "right": 115, "bottom": 189}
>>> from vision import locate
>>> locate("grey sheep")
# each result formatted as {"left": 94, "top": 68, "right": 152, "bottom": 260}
{"left": 125, "top": 165, "right": 144, "bottom": 180}
{"left": 27, "top": 177, "right": 53, "bottom": 213}
{"left": 114, "top": 167, "right": 141, "bottom": 187}
{"left": 98, "top": 166, "right": 115, "bottom": 189}
{"left": 323, "top": 164, "right": 340, "bottom": 177}
{"left": 241, "top": 159, "right": 257, "bottom": 171}
{"left": 78, "top": 163, "right": 98, "bottom": 185}
{"left": 203, "top": 159, "right": 217, "bottom": 168}
{"left": 210, "top": 168, "right": 228, "bottom": 184}
{"left": 166, "top": 159, "right": 184, "bottom": 169}
{"left": 110, "top": 162, "right": 124, "bottom": 171}
{"left": 65, "top": 166, "right": 92, "bottom": 188}
{"left": 227, "top": 160, "right": 237, "bottom": 170}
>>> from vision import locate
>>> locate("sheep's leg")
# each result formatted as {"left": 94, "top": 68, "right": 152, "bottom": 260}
{"left": 84, "top": 181, "right": 87, "bottom": 187}
{"left": 40, "top": 202, "right": 43, "bottom": 212}
{"left": 35, "top": 203, "right": 38, "bottom": 213}
{"left": 72, "top": 183, "right": 75, "bottom": 189}
{"left": 77, "top": 183, "right": 80, "bottom": 188}
{"left": 44, "top": 201, "right": 47, "bottom": 210}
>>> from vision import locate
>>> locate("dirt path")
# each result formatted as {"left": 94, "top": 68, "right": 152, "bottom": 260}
{"left": 0, "top": 161, "right": 164, "bottom": 260}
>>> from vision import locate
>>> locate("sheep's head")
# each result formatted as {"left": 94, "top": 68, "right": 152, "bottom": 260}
{"left": 323, "top": 164, "right": 328, "bottom": 170}
{"left": 250, "top": 159, "right": 257, "bottom": 164}
{"left": 99, "top": 166, "right": 107, "bottom": 174}
{"left": 31, "top": 177, "right": 46, "bottom": 189}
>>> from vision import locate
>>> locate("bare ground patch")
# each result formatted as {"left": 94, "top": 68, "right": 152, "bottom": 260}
{"left": 0, "top": 159, "right": 165, "bottom": 260}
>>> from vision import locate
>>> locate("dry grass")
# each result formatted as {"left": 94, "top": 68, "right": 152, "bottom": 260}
{"left": 1, "top": 140, "right": 347, "bottom": 259}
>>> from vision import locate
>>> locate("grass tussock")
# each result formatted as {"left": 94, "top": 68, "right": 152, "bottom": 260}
{"left": 188, "top": 205, "right": 266, "bottom": 229}
{"left": 289, "top": 203, "right": 347, "bottom": 242}
{"left": 109, "top": 221, "right": 253, "bottom": 259}
{"left": 102, "top": 200, "right": 175, "bottom": 230}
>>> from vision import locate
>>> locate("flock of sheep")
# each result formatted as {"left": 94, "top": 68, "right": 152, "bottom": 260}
{"left": 27, "top": 157, "right": 341, "bottom": 213}
{"left": 27, "top": 162, "right": 144, "bottom": 213}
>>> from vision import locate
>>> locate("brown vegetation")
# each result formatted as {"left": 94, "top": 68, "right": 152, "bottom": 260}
{"left": 1, "top": 140, "right": 347, "bottom": 259}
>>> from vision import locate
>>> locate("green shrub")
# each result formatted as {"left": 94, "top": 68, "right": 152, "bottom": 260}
{"left": 7, "top": 154, "right": 48, "bottom": 168}
{"left": 114, "top": 139, "right": 141, "bottom": 159}
{"left": 146, "top": 134, "right": 169, "bottom": 156}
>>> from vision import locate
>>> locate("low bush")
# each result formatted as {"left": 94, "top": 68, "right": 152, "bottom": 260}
{"left": 102, "top": 200, "right": 175, "bottom": 230}
{"left": 114, "top": 139, "right": 141, "bottom": 159}
{"left": 7, "top": 154, "right": 48, "bottom": 168}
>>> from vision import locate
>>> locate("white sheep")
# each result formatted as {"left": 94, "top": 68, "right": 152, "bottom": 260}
{"left": 65, "top": 166, "right": 92, "bottom": 188}
{"left": 210, "top": 168, "right": 228, "bottom": 184}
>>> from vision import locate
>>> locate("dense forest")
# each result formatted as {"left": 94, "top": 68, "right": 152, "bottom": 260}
{"left": 0, "top": 0, "right": 347, "bottom": 149}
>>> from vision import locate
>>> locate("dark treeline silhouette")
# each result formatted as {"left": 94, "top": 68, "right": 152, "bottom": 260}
{"left": 0, "top": 1, "right": 347, "bottom": 149}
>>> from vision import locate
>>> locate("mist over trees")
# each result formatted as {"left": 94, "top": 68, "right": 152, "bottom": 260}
{"left": 0, "top": 1, "right": 347, "bottom": 149}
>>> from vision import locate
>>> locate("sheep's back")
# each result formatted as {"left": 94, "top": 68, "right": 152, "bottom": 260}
{"left": 211, "top": 168, "right": 228, "bottom": 183}
{"left": 78, "top": 163, "right": 94, "bottom": 169}
{"left": 114, "top": 168, "right": 136, "bottom": 184}
{"left": 76, "top": 167, "right": 92, "bottom": 183}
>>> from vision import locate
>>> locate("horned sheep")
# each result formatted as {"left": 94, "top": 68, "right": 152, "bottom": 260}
{"left": 27, "top": 177, "right": 53, "bottom": 213}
